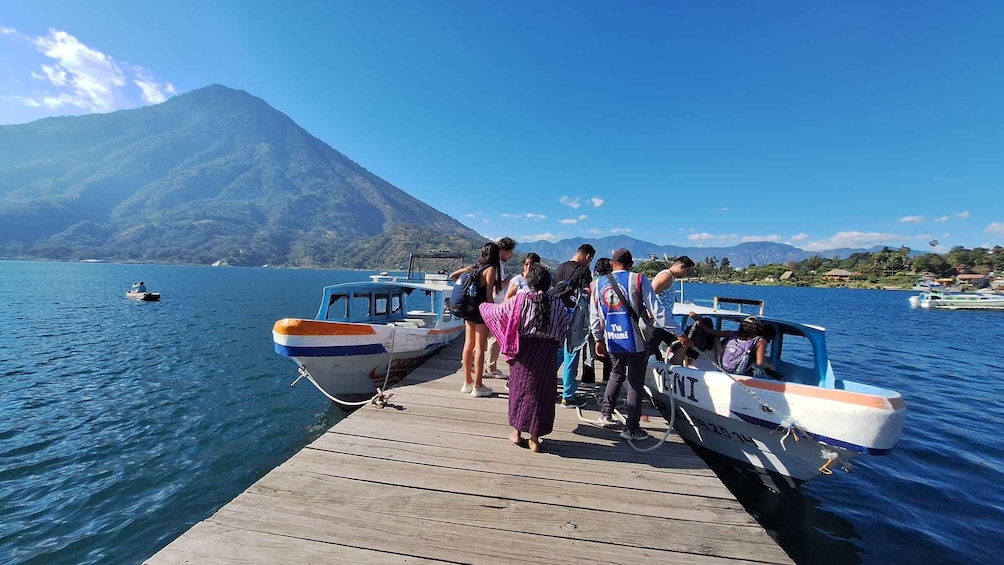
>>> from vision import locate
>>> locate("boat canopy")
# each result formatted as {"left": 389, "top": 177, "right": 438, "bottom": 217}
{"left": 671, "top": 303, "right": 835, "bottom": 388}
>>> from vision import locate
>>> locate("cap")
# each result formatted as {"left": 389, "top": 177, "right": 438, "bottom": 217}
{"left": 611, "top": 248, "right": 633, "bottom": 265}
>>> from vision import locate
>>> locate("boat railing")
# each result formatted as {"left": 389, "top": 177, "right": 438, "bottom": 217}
{"left": 713, "top": 296, "right": 766, "bottom": 316}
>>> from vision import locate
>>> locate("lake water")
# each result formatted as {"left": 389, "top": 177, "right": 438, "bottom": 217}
{"left": 0, "top": 262, "right": 1001, "bottom": 564}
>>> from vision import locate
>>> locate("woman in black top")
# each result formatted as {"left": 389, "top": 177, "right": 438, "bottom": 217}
{"left": 451, "top": 242, "right": 502, "bottom": 397}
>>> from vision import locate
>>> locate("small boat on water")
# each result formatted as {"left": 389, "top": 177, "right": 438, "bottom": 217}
{"left": 645, "top": 294, "right": 906, "bottom": 486}
{"left": 908, "top": 289, "right": 1004, "bottom": 310}
{"left": 126, "top": 291, "right": 160, "bottom": 301}
{"left": 272, "top": 253, "right": 467, "bottom": 404}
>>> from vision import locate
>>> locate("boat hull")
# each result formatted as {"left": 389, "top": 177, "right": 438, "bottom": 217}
{"left": 646, "top": 362, "right": 906, "bottom": 483}
{"left": 909, "top": 292, "right": 1004, "bottom": 310}
{"left": 272, "top": 318, "right": 464, "bottom": 399}
{"left": 126, "top": 291, "right": 160, "bottom": 301}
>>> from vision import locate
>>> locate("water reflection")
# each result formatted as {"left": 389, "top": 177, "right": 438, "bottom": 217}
{"left": 687, "top": 442, "right": 863, "bottom": 565}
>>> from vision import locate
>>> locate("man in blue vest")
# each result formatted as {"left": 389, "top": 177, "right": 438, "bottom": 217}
{"left": 590, "top": 248, "right": 690, "bottom": 440}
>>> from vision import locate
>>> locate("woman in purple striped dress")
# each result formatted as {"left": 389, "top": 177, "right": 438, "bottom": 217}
{"left": 480, "top": 264, "right": 570, "bottom": 452}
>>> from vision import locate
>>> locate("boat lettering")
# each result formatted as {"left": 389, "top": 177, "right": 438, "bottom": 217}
{"left": 691, "top": 416, "right": 755, "bottom": 445}
{"left": 667, "top": 372, "right": 699, "bottom": 402}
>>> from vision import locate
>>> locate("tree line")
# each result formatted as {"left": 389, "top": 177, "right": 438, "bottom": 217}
{"left": 634, "top": 245, "right": 1004, "bottom": 287}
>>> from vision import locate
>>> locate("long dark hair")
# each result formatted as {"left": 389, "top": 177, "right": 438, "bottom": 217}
{"left": 526, "top": 263, "right": 552, "bottom": 332}
{"left": 593, "top": 257, "right": 612, "bottom": 277}
{"left": 477, "top": 242, "right": 502, "bottom": 292}
{"left": 737, "top": 316, "right": 763, "bottom": 340}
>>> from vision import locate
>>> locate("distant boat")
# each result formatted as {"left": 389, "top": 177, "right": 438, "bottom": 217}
{"left": 211, "top": 260, "right": 230, "bottom": 267}
{"left": 126, "top": 291, "right": 160, "bottom": 301}
{"left": 80, "top": 259, "right": 102, "bottom": 263}
{"left": 272, "top": 253, "right": 467, "bottom": 404}
{"left": 910, "top": 281, "right": 943, "bottom": 291}
{"left": 909, "top": 290, "right": 1004, "bottom": 310}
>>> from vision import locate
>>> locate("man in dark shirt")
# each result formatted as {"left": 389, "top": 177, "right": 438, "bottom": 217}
{"left": 554, "top": 244, "right": 595, "bottom": 408}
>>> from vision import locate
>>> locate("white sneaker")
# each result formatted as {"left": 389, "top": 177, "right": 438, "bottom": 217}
{"left": 485, "top": 368, "right": 505, "bottom": 379}
{"left": 460, "top": 382, "right": 473, "bottom": 393}
{"left": 471, "top": 384, "right": 493, "bottom": 398}
{"left": 596, "top": 414, "right": 618, "bottom": 428}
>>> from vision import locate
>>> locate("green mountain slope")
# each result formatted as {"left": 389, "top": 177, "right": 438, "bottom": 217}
{"left": 0, "top": 85, "right": 484, "bottom": 267}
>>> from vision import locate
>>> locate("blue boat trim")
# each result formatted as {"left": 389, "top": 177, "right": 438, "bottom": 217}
{"left": 274, "top": 343, "right": 387, "bottom": 357}
{"left": 731, "top": 411, "right": 891, "bottom": 455}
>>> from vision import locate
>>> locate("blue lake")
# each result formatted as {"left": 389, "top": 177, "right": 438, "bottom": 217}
{"left": 0, "top": 261, "right": 1001, "bottom": 564}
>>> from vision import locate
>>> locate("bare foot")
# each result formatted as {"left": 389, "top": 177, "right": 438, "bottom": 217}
{"left": 509, "top": 430, "right": 522, "bottom": 445}
{"left": 528, "top": 437, "right": 541, "bottom": 452}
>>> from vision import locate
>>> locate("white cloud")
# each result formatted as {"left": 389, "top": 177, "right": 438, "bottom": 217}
{"left": 501, "top": 212, "right": 546, "bottom": 220}
{"left": 957, "top": 211, "right": 970, "bottom": 219}
{"left": 686, "top": 232, "right": 738, "bottom": 245}
{"left": 985, "top": 222, "right": 1004, "bottom": 235}
{"left": 525, "top": 213, "right": 545, "bottom": 220}
{"left": 5, "top": 27, "right": 174, "bottom": 117}
{"left": 133, "top": 72, "right": 175, "bottom": 104}
{"left": 465, "top": 213, "right": 476, "bottom": 218}
{"left": 789, "top": 233, "right": 810, "bottom": 243}
{"left": 523, "top": 232, "right": 561, "bottom": 242}
{"left": 588, "top": 228, "right": 602, "bottom": 234}
{"left": 740, "top": 234, "right": 781, "bottom": 243}
{"left": 899, "top": 216, "right": 924, "bottom": 224}
{"left": 611, "top": 228, "right": 633, "bottom": 234}
{"left": 801, "top": 231, "right": 909, "bottom": 252}
{"left": 590, "top": 196, "right": 604, "bottom": 207}
{"left": 933, "top": 215, "right": 949, "bottom": 222}
{"left": 482, "top": 218, "right": 490, "bottom": 224}
{"left": 559, "top": 196, "right": 580, "bottom": 209}
{"left": 578, "top": 214, "right": 587, "bottom": 221}
{"left": 558, "top": 218, "right": 578, "bottom": 224}
{"left": 915, "top": 234, "right": 933, "bottom": 240}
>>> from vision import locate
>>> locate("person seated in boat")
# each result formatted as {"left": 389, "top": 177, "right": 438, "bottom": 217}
{"left": 669, "top": 312, "right": 733, "bottom": 367}
{"left": 721, "top": 317, "right": 768, "bottom": 375}
{"left": 132, "top": 281, "right": 147, "bottom": 292}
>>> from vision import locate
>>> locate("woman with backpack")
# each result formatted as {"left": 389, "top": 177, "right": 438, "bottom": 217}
{"left": 450, "top": 242, "right": 503, "bottom": 398}
{"left": 720, "top": 316, "right": 771, "bottom": 376}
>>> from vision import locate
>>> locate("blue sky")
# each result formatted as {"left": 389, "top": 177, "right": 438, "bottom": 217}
{"left": 2, "top": 1, "right": 1002, "bottom": 252}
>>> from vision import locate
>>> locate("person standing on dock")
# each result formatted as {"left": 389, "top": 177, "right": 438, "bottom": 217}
{"left": 590, "top": 248, "right": 689, "bottom": 440}
{"left": 649, "top": 256, "right": 695, "bottom": 360}
{"left": 480, "top": 263, "right": 570, "bottom": 452}
{"left": 485, "top": 236, "right": 517, "bottom": 379}
{"left": 553, "top": 243, "right": 595, "bottom": 409}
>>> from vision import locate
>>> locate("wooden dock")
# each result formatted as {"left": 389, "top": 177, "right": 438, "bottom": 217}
{"left": 148, "top": 340, "right": 792, "bottom": 564}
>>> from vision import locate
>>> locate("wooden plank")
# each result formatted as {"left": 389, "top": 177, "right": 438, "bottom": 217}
{"left": 223, "top": 473, "right": 784, "bottom": 563}
{"left": 280, "top": 449, "right": 756, "bottom": 526}
{"left": 309, "top": 433, "right": 731, "bottom": 498}
{"left": 148, "top": 336, "right": 793, "bottom": 564}
{"left": 146, "top": 520, "right": 450, "bottom": 564}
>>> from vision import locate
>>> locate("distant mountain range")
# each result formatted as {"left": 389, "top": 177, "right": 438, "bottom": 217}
{"left": 518, "top": 236, "right": 894, "bottom": 268}
{"left": 0, "top": 85, "right": 485, "bottom": 268}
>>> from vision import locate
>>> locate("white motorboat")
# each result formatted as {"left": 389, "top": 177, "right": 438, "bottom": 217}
{"left": 645, "top": 296, "right": 906, "bottom": 486}
{"left": 272, "top": 253, "right": 467, "bottom": 404}
{"left": 125, "top": 290, "right": 160, "bottom": 301}
{"left": 908, "top": 289, "right": 1004, "bottom": 310}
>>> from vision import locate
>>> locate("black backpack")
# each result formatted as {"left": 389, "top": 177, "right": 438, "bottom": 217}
{"left": 548, "top": 264, "right": 587, "bottom": 309}
{"left": 448, "top": 265, "right": 481, "bottom": 318}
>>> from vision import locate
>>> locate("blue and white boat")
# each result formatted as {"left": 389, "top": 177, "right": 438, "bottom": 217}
{"left": 272, "top": 253, "right": 466, "bottom": 404}
{"left": 646, "top": 295, "right": 907, "bottom": 485}
{"left": 909, "top": 289, "right": 1004, "bottom": 310}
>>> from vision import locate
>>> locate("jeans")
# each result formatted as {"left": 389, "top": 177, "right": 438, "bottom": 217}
{"left": 602, "top": 351, "right": 649, "bottom": 431}
{"left": 561, "top": 346, "right": 581, "bottom": 400}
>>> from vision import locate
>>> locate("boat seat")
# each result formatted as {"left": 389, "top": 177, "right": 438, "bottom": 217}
{"left": 392, "top": 321, "right": 419, "bottom": 328}
{"left": 402, "top": 318, "right": 426, "bottom": 327}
